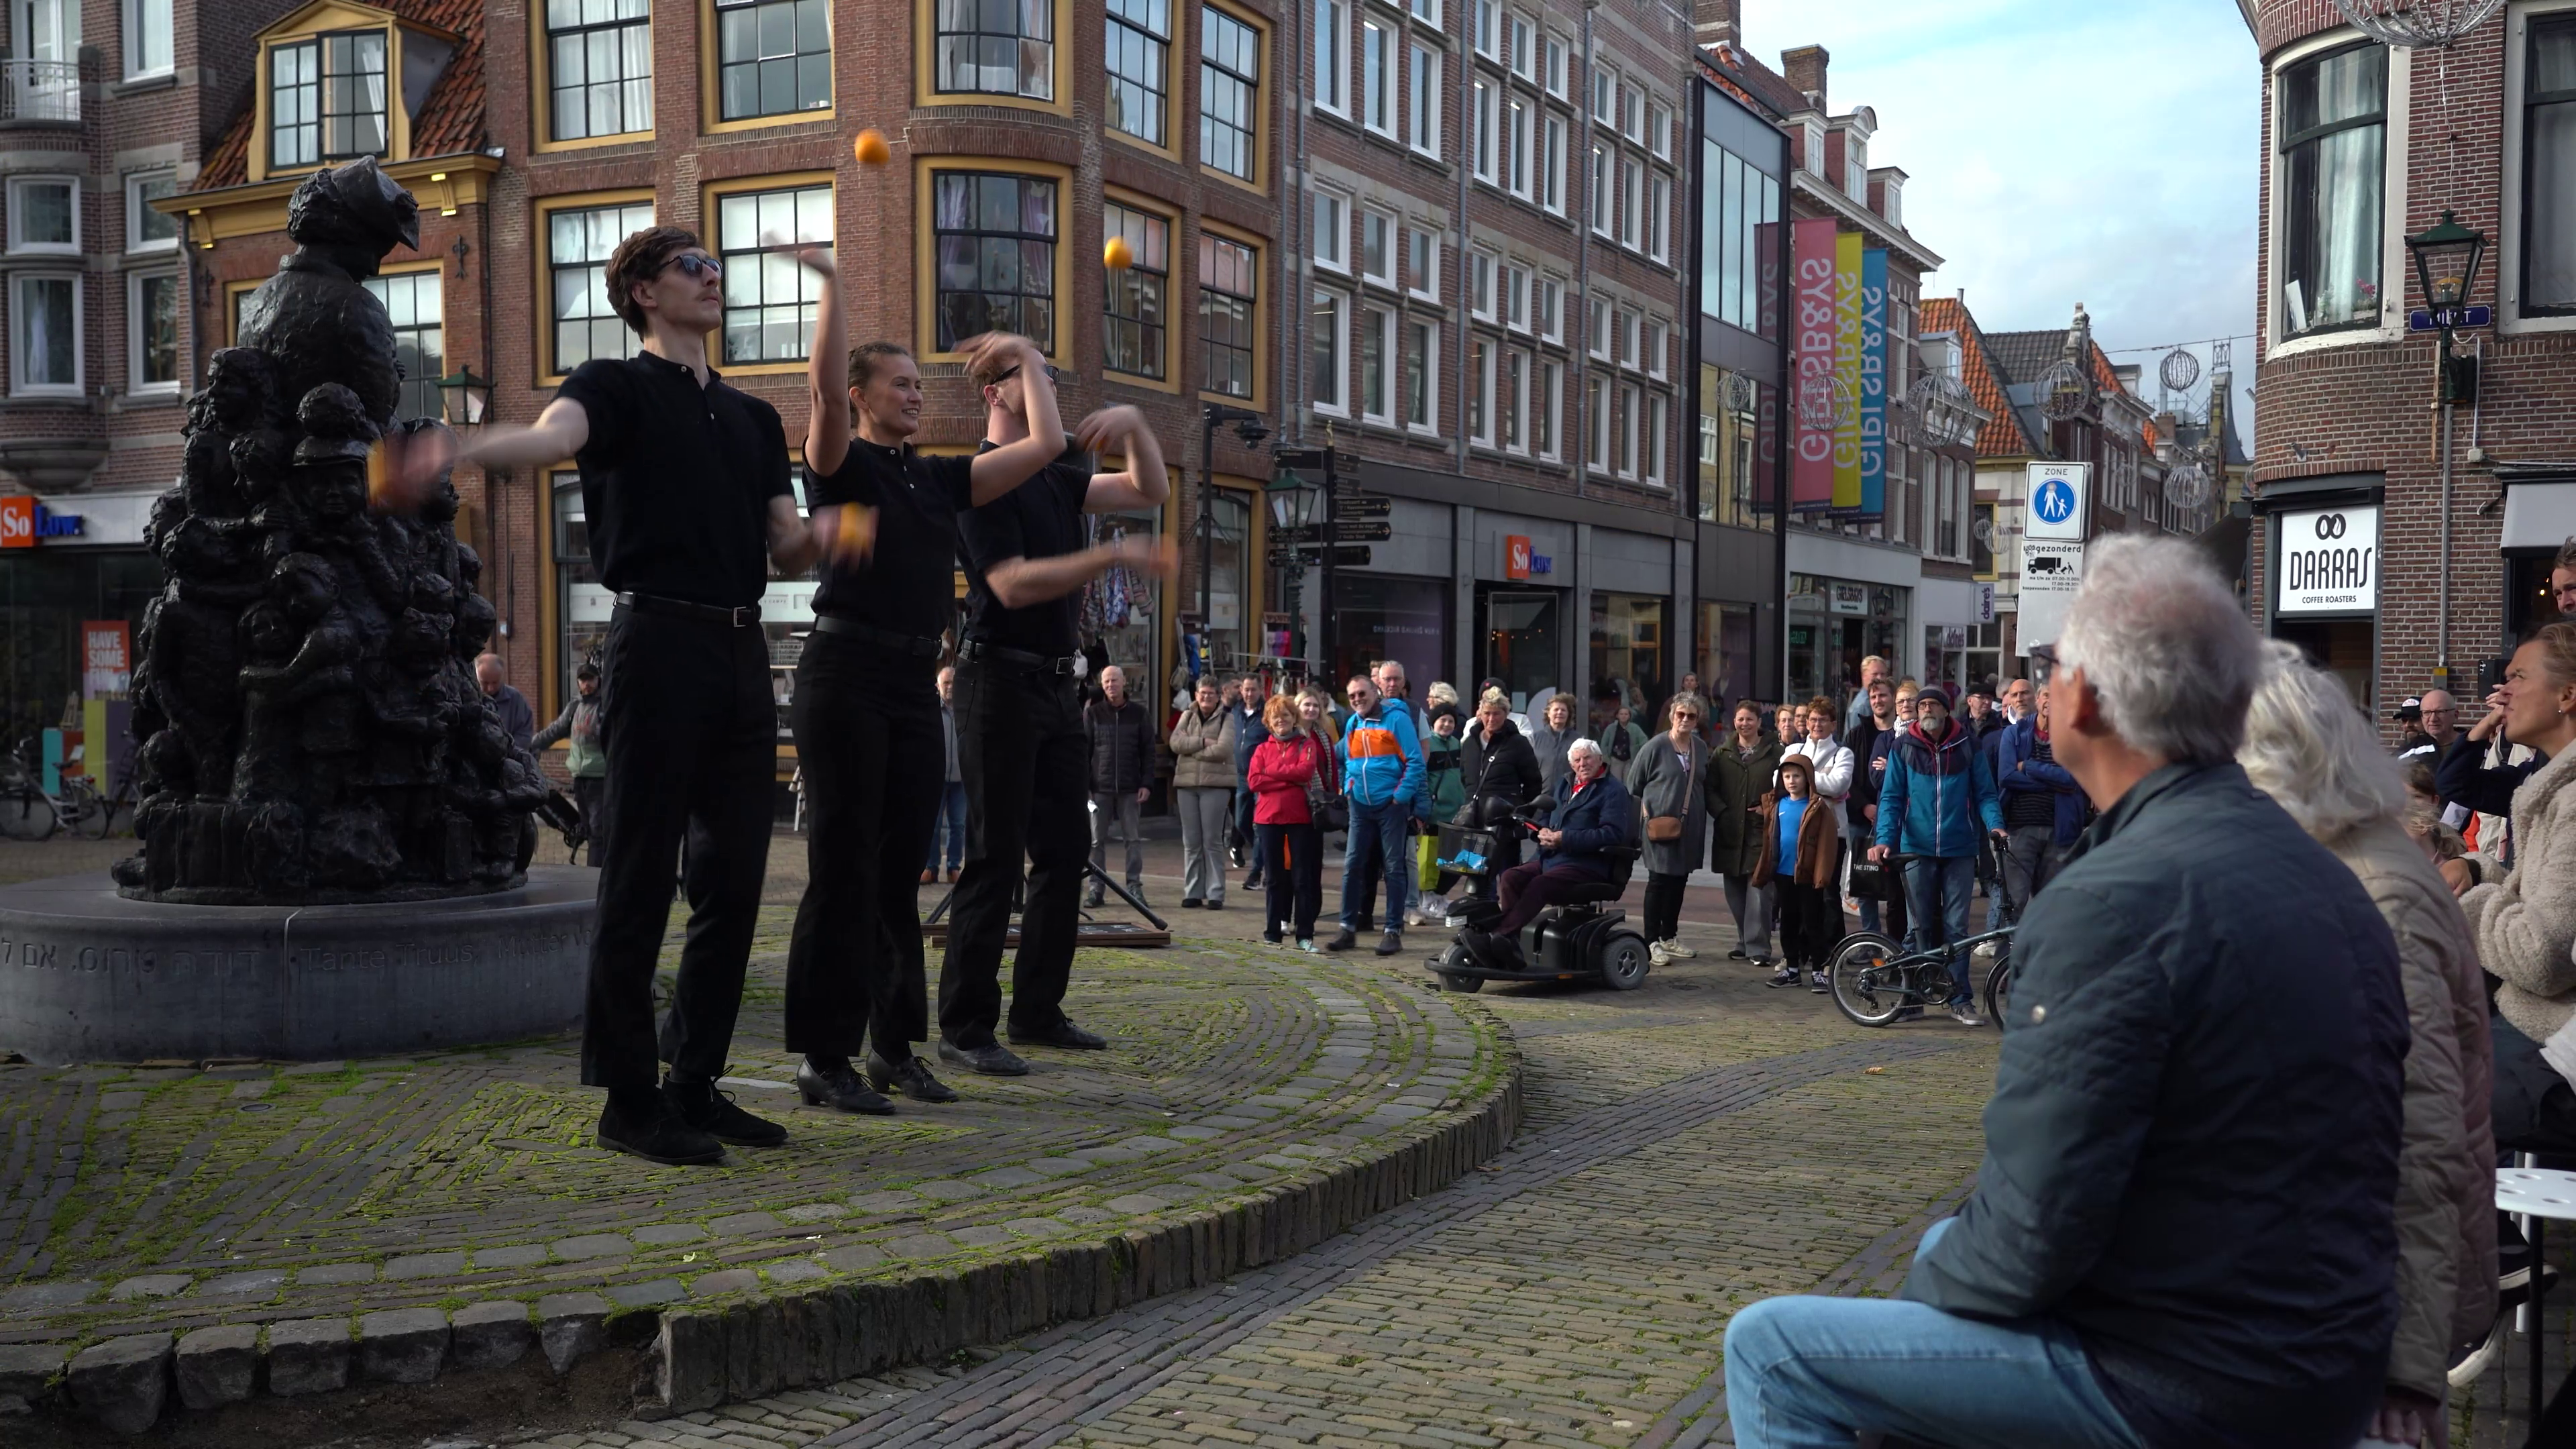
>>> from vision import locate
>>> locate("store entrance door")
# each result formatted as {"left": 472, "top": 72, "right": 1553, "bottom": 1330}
{"left": 1479, "top": 587, "right": 1562, "bottom": 714}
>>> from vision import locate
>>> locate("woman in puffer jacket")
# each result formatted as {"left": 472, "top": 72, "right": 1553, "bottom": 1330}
{"left": 2239, "top": 641, "right": 2494, "bottom": 1443}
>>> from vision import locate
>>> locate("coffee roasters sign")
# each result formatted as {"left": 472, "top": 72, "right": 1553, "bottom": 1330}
{"left": 2275, "top": 505, "right": 2379, "bottom": 616}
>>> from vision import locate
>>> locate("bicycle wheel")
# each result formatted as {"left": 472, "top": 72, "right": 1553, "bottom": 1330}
{"left": 65, "top": 782, "right": 109, "bottom": 840}
{"left": 1827, "top": 932, "right": 1909, "bottom": 1028}
{"left": 1981, "top": 951, "right": 2012, "bottom": 1028}
{"left": 0, "top": 786, "right": 58, "bottom": 842}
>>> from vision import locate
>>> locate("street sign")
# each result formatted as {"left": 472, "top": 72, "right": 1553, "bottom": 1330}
{"left": 1271, "top": 521, "right": 1392, "bottom": 543}
{"left": 1272, "top": 449, "right": 1331, "bottom": 474}
{"left": 2408, "top": 305, "right": 2492, "bottom": 332}
{"left": 2018, "top": 539, "right": 2085, "bottom": 649}
{"left": 2023, "top": 462, "right": 2090, "bottom": 542}
{"left": 1334, "top": 495, "right": 1393, "bottom": 517}
{"left": 1265, "top": 545, "right": 1373, "bottom": 568}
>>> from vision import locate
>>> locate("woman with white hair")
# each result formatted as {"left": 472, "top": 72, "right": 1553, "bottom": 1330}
{"left": 2237, "top": 640, "right": 2495, "bottom": 1446}
{"left": 1466, "top": 737, "right": 1633, "bottom": 969}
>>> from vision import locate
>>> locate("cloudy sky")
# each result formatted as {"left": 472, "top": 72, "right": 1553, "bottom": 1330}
{"left": 1736, "top": 0, "right": 2263, "bottom": 419}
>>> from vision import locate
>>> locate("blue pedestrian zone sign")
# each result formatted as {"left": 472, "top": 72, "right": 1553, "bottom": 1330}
{"left": 2033, "top": 478, "right": 2077, "bottom": 527}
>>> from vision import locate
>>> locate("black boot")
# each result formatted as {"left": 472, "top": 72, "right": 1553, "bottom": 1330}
{"left": 796, "top": 1056, "right": 894, "bottom": 1115}
{"left": 662, "top": 1076, "right": 789, "bottom": 1146}
{"left": 867, "top": 1050, "right": 960, "bottom": 1103}
{"left": 596, "top": 1089, "right": 724, "bottom": 1166}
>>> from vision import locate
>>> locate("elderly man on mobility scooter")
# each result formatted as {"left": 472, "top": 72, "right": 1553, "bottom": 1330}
{"left": 1436, "top": 738, "right": 1652, "bottom": 990}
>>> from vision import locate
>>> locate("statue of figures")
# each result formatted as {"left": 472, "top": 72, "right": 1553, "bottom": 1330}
{"left": 115, "top": 159, "right": 541, "bottom": 904}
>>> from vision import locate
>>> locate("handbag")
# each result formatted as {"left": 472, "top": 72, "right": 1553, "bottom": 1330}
{"left": 1644, "top": 738, "right": 1695, "bottom": 843}
{"left": 1847, "top": 855, "right": 1900, "bottom": 903}
{"left": 1303, "top": 742, "right": 1350, "bottom": 833}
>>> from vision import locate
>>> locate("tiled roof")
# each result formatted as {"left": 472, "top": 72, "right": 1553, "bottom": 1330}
{"left": 1699, "top": 43, "right": 1809, "bottom": 120}
{"left": 1920, "top": 297, "right": 2039, "bottom": 460}
{"left": 191, "top": 0, "right": 486, "bottom": 192}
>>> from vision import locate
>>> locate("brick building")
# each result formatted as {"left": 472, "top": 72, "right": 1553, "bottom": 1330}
{"left": 0, "top": 0, "right": 302, "bottom": 744}
{"left": 2243, "top": 1, "right": 2576, "bottom": 714}
{"left": 152, "top": 0, "right": 1293, "bottom": 788}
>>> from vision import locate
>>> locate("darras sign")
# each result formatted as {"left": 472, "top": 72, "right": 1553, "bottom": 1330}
{"left": 2275, "top": 506, "right": 2379, "bottom": 615}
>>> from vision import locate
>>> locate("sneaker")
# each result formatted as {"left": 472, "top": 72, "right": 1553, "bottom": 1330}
{"left": 866, "top": 1051, "right": 960, "bottom": 1104}
{"left": 1764, "top": 967, "right": 1800, "bottom": 988}
{"left": 1295, "top": 938, "right": 1322, "bottom": 953}
{"left": 937, "top": 1037, "right": 1030, "bottom": 1076}
{"left": 1375, "top": 929, "right": 1405, "bottom": 957}
{"left": 2450, "top": 1312, "right": 2510, "bottom": 1388}
{"left": 662, "top": 1077, "right": 788, "bottom": 1147}
{"left": 1323, "top": 928, "right": 1358, "bottom": 952}
{"left": 596, "top": 1093, "right": 724, "bottom": 1166}
{"left": 1662, "top": 939, "right": 1697, "bottom": 960}
{"left": 1229, "top": 844, "right": 1247, "bottom": 869}
{"left": 1810, "top": 971, "right": 1831, "bottom": 995}
{"left": 1243, "top": 873, "right": 1265, "bottom": 891}
{"left": 1949, "top": 1004, "right": 1985, "bottom": 1027}
{"left": 1083, "top": 891, "right": 1106, "bottom": 909}
{"left": 1649, "top": 941, "right": 1674, "bottom": 967}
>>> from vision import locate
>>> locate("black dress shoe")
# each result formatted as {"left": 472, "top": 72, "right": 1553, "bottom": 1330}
{"left": 1323, "top": 928, "right": 1358, "bottom": 952}
{"left": 1182, "top": 898, "right": 1203, "bottom": 909}
{"left": 1008, "top": 1018, "right": 1109, "bottom": 1050}
{"left": 937, "top": 1037, "right": 1030, "bottom": 1076}
{"left": 867, "top": 1051, "right": 959, "bottom": 1103}
{"left": 661, "top": 1077, "right": 788, "bottom": 1147}
{"left": 795, "top": 1059, "right": 894, "bottom": 1115}
{"left": 596, "top": 1093, "right": 724, "bottom": 1166}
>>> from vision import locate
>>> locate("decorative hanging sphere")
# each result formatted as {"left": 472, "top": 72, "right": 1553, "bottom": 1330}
{"left": 2163, "top": 459, "right": 2214, "bottom": 512}
{"left": 1796, "top": 372, "right": 1856, "bottom": 433}
{"left": 2159, "top": 348, "right": 2202, "bottom": 394}
{"left": 2330, "top": 0, "right": 2504, "bottom": 46}
{"left": 2039, "top": 358, "right": 2094, "bottom": 422}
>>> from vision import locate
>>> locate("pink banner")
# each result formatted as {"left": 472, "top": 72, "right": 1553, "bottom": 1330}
{"left": 1790, "top": 217, "right": 1839, "bottom": 512}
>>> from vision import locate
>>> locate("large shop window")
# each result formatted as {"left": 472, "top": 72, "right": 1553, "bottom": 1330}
{"left": 1481, "top": 587, "right": 1563, "bottom": 714}
{"left": 362, "top": 272, "right": 443, "bottom": 421}
{"left": 0, "top": 549, "right": 160, "bottom": 751}
{"left": 1104, "top": 0, "right": 1168, "bottom": 144}
{"left": 1203, "top": 490, "right": 1252, "bottom": 669}
{"left": 553, "top": 476, "right": 605, "bottom": 706}
{"left": 2279, "top": 42, "right": 2386, "bottom": 337}
{"left": 1081, "top": 508, "right": 1162, "bottom": 705}
{"left": 1590, "top": 592, "right": 1666, "bottom": 718}
{"left": 717, "top": 184, "right": 832, "bottom": 363}
{"left": 548, "top": 0, "right": 652, "bottom": 141}
{"left": 1201, "top": 233, "right": 1258, "bottom": 396}
{"left": 1102, "top": 202, "right": 1169, "bottom": 380}
{"left": 549, "top": 200, "right": 655, "bottom": 374}
{"left": 2525, "top": 14, "right": 2576, "bottom": 315}
{"left": 272, "top": 32, "right": 388, "bottom": 168}
{"left": 717, "top": 0, "right": 830, "bottom": 120}
{"left": 1330, "top": 574, "right": 1449, "bottom": 699}
{"left": 936, "top": 0, "right": 1053, "bottom": 101}
{"left": 934, "top": 172, "right": 1054, "bottom": 354}
{"left": 1693, "top": 602, "right": 1754, "bottom": 711}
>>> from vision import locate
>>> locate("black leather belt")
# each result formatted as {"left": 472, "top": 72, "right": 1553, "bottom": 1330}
{"left": 614, "top": 591, "right": 761, "bottom": 627}
{"left": 959, "top": 637, "right": 1085, "bottom": 676}
{"left": 809, "top": 614, "right": 943, "bottom": 658}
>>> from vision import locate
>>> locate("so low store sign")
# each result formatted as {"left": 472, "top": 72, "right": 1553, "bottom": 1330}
{"left": 0, "top": 496, "right": 85, "bottom": 547}
{"left": 2275, "top": 506, "right": 2379, "bottom": 615}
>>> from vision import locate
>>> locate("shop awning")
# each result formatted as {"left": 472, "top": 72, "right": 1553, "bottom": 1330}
{"left": 2498, "top": 465, "right": 2576, "bottom": 551}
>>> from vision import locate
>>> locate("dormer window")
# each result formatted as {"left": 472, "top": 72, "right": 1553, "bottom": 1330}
{"left": 1804, "top": 121, "right": 1823, "bottom": 175}
{"left": 1843, "top": 136, "right": 1866, "bottom": 200}
{"left": 272, "top": 31, "right": 388, "bottom": 168}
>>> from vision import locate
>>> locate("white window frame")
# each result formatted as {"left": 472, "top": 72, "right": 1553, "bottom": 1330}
{"left": 1617, "top": 380, "right": 1640, "bottom": 478}
{"left": 1503, "top": 263, "right": 1528, "bottom": 333}
{"left": 125, "top": 0, "right": 174, "bottom": 78}
{"left": 1541, "top": 111, "right": 1566, "bottom": 214}
{"left": 2502, "top": 2, "right": 2576, "bottom": 332}
{"left": 1409, "top": 0, "right": 1438, "bottom": 28}
{"left": 7, "top": 176, "right": 79, "bottom": 255}
{"left": 1536, "top": 359, "right": 1562, "bottom": 460}
{"left": 1586, "top": 372, "right": 1611, "bottom": 470}
{"left": 1591, "top": 66, "right": 1613, "bottom": 127}
{"left": 1405, "top": 225, "right": 1440, "bottom": 301}
{"left": 1362, "top": 19, "right": 1395, "bottom": 136}
{"left": 1474, "top": 0, "right": 1499, "bottom": 59}
{"left": 1469, "top": 335, "right": 1496, "bottom": 447}
{"left": 1643, "top": 390, "right": 1666, "bottom": 487}
{"left": 1804, "top": 121, "right": 1825, "bottom": 175}
{"left": 1587, "top": 295, "right": 1610, "bottom": 360}
{"left": 1647, "top": 172, "right": 1670, "bottom": 264}
{"left": 1543, "top": 33, "right": 1568, "bottom": 99}
{"left": 127, "top": 268, "right": 182, "bottom": 394}
{"left": 1311, "top": 286, "right": 1350, "bottom": 415}
{"left": 1589, "top": 142, "right": 1612, "bottom": 237}
{"left": 1618, "top": 154, "right": 1642, "bottom": 250}
{"left": 1845, "top": 134, "right": 1869, "bottom": 201}
{"left": 1500, "top": 345, "right": 1528, "bottom": 453}
{"left": 1359, "top": 207, "right": 1396, "bottom": 288}
{"left": 125, "top": 170, "right": 179, "bottom": 254}
{"left": 1620, "top": 79, "right": 1644, "bottom": 143}
{"left": 1536, "top": 276, "right": 1562, "bottom": 343}
{"left": 1641, "top": 317, "right": 1664, "bottom": 379}
{"left": 1472, "top": 78, "right": 1497, "bottom": 182}
{"left": 2263, "top": 31, "right": 2410, "bottom": 358}
{"left": 1613, "top": 306, "right": 1635, "bottom": 369}
{"left": 1508, "top": 11, "right": 1534, "bottom": 81}
{"left": 1405, "top": 315, "right": 1440, "bottom": 433}
{"left": 1505, "top": 94, "right": 1532, "bottom": 199}
{"left": 1470, "top": 249, "right": 1497, "bottom": 322}
{"left": 1312, "top": 189, "right": 1350, "bottom": 274}
{"left": 1409, "top": 44, "right": 1442, "bottom": 158}
{"left": 10, "top": 272, "right": 83, "bottom": 396}
{"left": 1316, "top": 0, "right": 1349, "bottom": 116}
{"left": 1359, "top": 303, "right": 1397, "bottom": 424}
{"left": 1647, "top": 99, "right": 1670, "bottom": 160}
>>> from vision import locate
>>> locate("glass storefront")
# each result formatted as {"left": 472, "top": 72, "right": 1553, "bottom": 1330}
{"left": 1786, "top": 574, "right": 1907, "bottom": 708}
{"left": 1328, "top": 574, "right": 1449, "bottom": 698}
{"left": 0, "top": 547, "right": 158, "bottom": 767}
{"left": 1590, "top": 592, "right": 1667, "bottom": 718}
{"left": 1921, "top": 624, "right": 1967, "bottom": 697}
{"left": 1479, "top": 586, "right": 1565, "bottom": 712}
{"left": 1202, "top": 490, "right": 1251, "bottom": 673}
{"left": 1080, "top": 507, "right": 1162, "bottom": 708}
{"left": 2275, "top": 619, "right": 2376, "bottom": 710}
{"left": 1694, "top": 602, "right": 1756, "bottom": 710}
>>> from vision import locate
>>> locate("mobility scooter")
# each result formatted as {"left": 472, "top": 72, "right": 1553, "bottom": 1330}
{"left": 1422, "top": 799, "right": 1652, "bottom": 994}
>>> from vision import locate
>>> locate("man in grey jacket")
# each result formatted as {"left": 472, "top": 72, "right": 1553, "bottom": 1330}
{"left": 1723, "top": 536, "right": 2410, "bottom": 1449}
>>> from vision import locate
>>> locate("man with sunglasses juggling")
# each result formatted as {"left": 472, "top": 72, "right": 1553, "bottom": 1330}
{"left": 388, "top": 225, "right": 837, "bottom": 1167}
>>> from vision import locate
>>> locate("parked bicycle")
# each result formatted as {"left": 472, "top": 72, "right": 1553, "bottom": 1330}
{"left": 0, "top": 737, "right": 123, "bottom": 841}
{"left": 1825, "top": 842, "right": 2019, "bottom": 1028}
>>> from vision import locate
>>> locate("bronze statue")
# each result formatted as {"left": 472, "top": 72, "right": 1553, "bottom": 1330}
{"left": 116, "top": 158, "right": 541, "bottom": 903}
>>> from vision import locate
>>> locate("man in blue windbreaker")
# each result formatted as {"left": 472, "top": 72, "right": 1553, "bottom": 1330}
{"left": 1326, "top": 673, "right": 1423, "bottom": 958}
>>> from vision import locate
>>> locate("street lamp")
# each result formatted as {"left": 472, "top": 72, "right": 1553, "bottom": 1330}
{"left": 1264, "top": 463, "right": 1324, "bottom": 667}
{"left": 2406, "top": 207, "right": 2491, "bottom": 696}
{"left": 435, "top": 366, "right": 492, "bottom": 427}
{"left": 1195, "top": 402, "right": 1269, "bottom": 681}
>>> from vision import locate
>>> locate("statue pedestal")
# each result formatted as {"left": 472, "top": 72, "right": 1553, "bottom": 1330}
{"left": 0, "top": 866, "right": 597, "bottom": 1065}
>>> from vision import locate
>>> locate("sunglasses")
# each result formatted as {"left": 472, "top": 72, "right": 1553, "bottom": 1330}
{"left": 2029, "top": 643, "right": 2059, "bottom": 685}
{"left": 660, "top": 252, "right": 723, "bottom": 280}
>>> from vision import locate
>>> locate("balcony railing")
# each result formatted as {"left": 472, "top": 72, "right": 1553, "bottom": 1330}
{"left": 0, "top": 60, "right": 80, "bottom": 125}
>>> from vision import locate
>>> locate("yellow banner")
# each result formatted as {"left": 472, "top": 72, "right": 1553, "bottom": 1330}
{"left": 1833, "top": 231, "right": 1863, "bottom": 511}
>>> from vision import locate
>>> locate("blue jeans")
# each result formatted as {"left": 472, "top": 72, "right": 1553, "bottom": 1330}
{"left": 1904, "top": 853, "right": 1978, "bottom": 1005}
{"left": 923, "top": 780, "right": 966, "bottom": 872}
{"left": 1339, "top": 798, "right": 1410, "bottom": 934}
{"left": 1723, "top": 1220, "right": 2144, "bottom": 1449}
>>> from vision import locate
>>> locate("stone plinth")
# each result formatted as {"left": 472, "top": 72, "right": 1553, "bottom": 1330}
{"left": 0, "top": 866, "right": 595, "bottom": 1064}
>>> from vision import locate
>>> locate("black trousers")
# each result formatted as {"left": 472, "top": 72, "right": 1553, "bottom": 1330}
{"left": 572, "top": 774, "right": 606, "bottom": 866}
{"left": 1259, "top": 821, "right": 1322, "bottom": 941}
{"left": 783, "top": 632, "right": 939, "bottom": 1063}
{"left": 1779, "top": 880, "right": 1837, "bottom": 970}
{"left": 581, "top": 606, "right": 777, "bottom": 1093}
{"left": 1642, "top": 870, "right": 1687, "bottom": 942}
{"left": 939, "top": 657, "right": 1089, "bottom": 1046}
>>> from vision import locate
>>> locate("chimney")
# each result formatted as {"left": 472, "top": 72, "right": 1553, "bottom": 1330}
{"left": 1781, "top": 44, "right": 1829, "bottom": 107}
{"left": 1694, "top": 0, "right": 1739, "bottom": 49}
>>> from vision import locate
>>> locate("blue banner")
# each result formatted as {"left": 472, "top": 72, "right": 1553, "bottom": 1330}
{"left": 1859, "top": 248, "right": 1887, "bottom": 519}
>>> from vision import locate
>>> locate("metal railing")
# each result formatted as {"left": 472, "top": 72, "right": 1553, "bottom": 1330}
{"left": 0, "top": 60, "right": 80, "bottom": 124}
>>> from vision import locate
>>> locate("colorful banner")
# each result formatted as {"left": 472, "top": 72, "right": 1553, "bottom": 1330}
{"left": 1790, "top": 219, "right": 1839, "bottom": 513}
{"left": 82, "top": 621, "right": 129, "bottom": 699}
{"left": 1833, "top": 232, "right": 1864, "bottom": 513}
{"left": 1859, "top": 248, "right": 1888, "bottom": 519}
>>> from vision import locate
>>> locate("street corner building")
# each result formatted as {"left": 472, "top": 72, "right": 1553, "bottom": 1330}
{"left": 2244, "top": 0, "right": 2576, "bottom": 720}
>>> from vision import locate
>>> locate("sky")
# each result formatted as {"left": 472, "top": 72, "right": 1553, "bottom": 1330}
{"left": 1735, "top": 0, "right": 2263, "bottom": 427}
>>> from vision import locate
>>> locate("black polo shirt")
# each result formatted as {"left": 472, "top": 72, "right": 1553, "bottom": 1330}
{"left": 957, "top": 449, "right": 1092, "bottom": 656}
{"left": 557, "top": 353, "right": 791, "bottom": 609}
{"left": 806, "top": 439, "right": 973, "bottom": 641}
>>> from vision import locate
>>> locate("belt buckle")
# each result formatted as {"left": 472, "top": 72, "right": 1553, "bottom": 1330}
{"left": 1070, "top": 655, "right": 1088, "bottom": 680}
{"left": 729, "top": 606, "right": 755, "bottom": 628}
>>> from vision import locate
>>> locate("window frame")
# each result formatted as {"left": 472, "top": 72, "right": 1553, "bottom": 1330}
{"left": 127, "top": 268, "right": 182, "bottom": 394}
{"left": 2267, "top": 34, "right": 2398, "bottom": 347}
{"left": 1586, "top": 372, "right": 1610, "bottom": 472}
{"left": 912, "top": 156, "right": 1075, "bottom": 367}
{"left": 1541, "top": 111, "right": 1566, "bottom": 214}
{"left": 6, "top": 175, "right": 78, "bottom": 255}
{"left": 361, "top": 264, "right": 446, "bottom": 421}
{"left": 1359, "top": 207, "right": 1396, "bottom": 288}
{"left": 1405, "top": 225, "right": 1439, "bottom": 301}
{"left": 1641, "top": 317, "right": 1665, "bottom": 380}
{"left": 1591, "top": 66, "right": 1613, "bottom": 127}
{"left": 1311, "top": 286, "right": 1350, "bottom": 417}
{"left": 1403, "top": 315, "right": 1440, "bottom": 433}
{"left": 1619, "top": 80, "right": 1644, "bottom": 144}
{"left": 1618, "top": 154, "right": 1642, "bottom": 250}
{"left": 1468, "top": 333, "right": 1494, "bottom": 447}
{"left": 710, "top": 175, "right": 837, "bottom": 370}
{"left": 1358, "top": 301, "right": 1396, "bottom": 425}
{"left": 1647, "top": 99, "right": 1670, "bottom": 160}
{"left": 2509, "top": 4, "right": 2576, "bottom": 325}
{"left": 1642, "top": 390, "right": 1666, "bottom": 487}
{"left": 1103, "top": 0, "right": 1173, "bottom": 154}
{"left": 267, "top": 30, "right": 392, "bottom": 171}
{"left": 1199, "top": 221, "right": 1265, "bottom": 406}
{"left": 1500, "top": 345, "right": 1527, "bottom": 453}
{"left": 1314, "top": 0, "right": 1348, "bottom": 117}
{"left": 124, "top": 0, "right": 173, "bottom": 78}
{"left": 1535, "top": 358, "right": 1560, "bottom": 460}
{"left": 1102, "top": 193, "right": 1177, "bottom": 388}
{"left": 1505, "top": 93, "right": 1532, "bottom": 199}
{"left": 540, "top": 0, "right": 655, "bottom": 147}
{"left": 1536, "top": 275, "right": 1561, "bottom": 344}
{"left": 1408, "top": 42, "right": 1442, "bottom": 158}
{"left": 1409, "top": 0, "right": 1439, "bottom": 28}
{"left": 1590, "top": 141, "right": 1612, "bottom": 237}
{"left": 1312, "top": 188, "right": 1351, "bottom": 274}
{"left": 1469, "top": 249, "right": 1497, "bottom": 323}
{"left": 1587, "top": 294, "right": 1610, "bottom": 360}
{"left": 925, "top": 0, "right": 1053, "bottom": 105}
{"left": 1543, "top": 33, "right": 1568, "bottom": 99}
{"left": 1508, "top": 10, "right": 1534, "bottom": 81}
{"left": 537, "top": 189, "right": 657, "bottom": 383}
{"left": 1501, "top": 262, "right": 1527, "bottom": 334}
{"left": 912, "top": 0, "right": 1070, "bottom": 116}
{"left": 1647, "top": 172, "right": 1670, "bottom": 264}
{"left": 1361, "top": 17, "right": 1395, "bottom": 137}
{"left": 1473, "top": 0, "right": 1499, "bottom": 60}
{"left": 9, "top": 271, "right": 83, "bottom": 397}
{"left": 1198, "top": 1, "right": 1270, "bottom": 191}
{"left": 1472, "top": 76, "right": 1497, "bottom": 182}
{"left": 125, "top": 170, "right": 179, "bottom": 253}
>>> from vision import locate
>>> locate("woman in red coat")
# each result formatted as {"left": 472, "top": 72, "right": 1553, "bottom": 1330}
{"left": 1246, "top": 694, "right": 1334, "bottom": 949}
